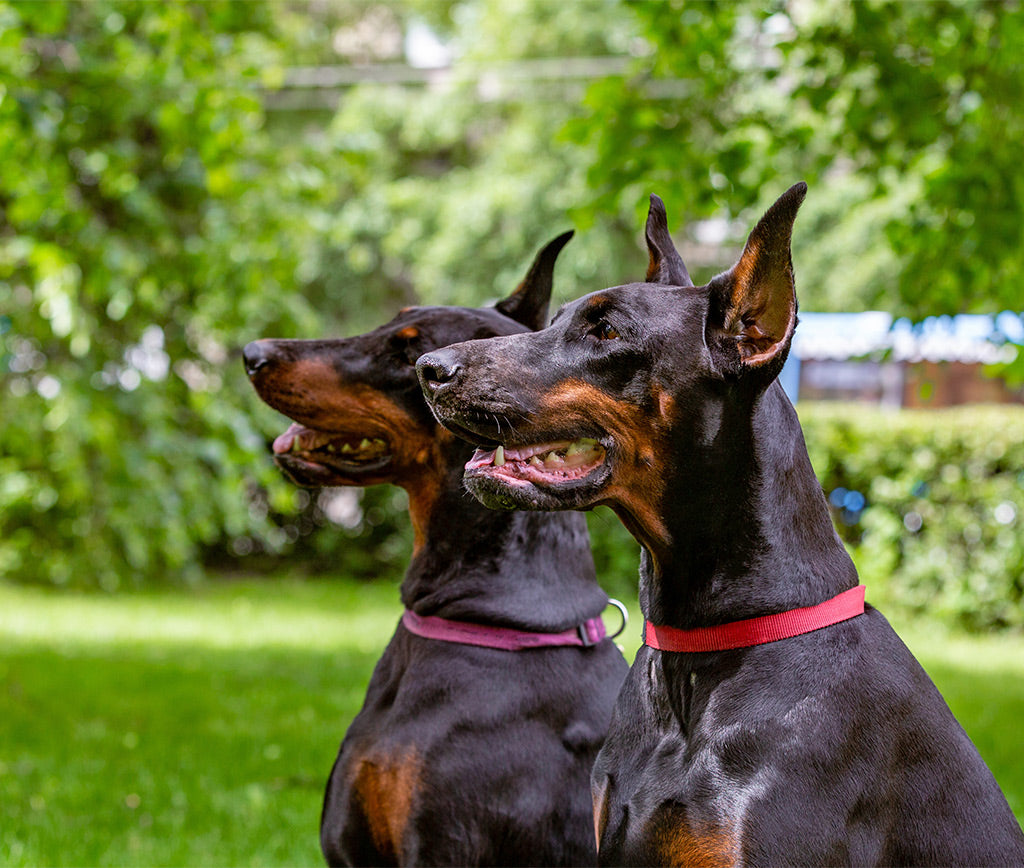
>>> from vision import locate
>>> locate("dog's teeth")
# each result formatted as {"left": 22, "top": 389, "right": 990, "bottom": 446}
{"left": 341, "top": 443, "right": 353, "bottom": 453}
{"left": 325, "top": 444, "right": 336, "bottom": 453}
{"left": 544, "top": 451, "right": 563, "bottom": 466}
{"left": 530, "top": 455, "right": 543, "bottom": 467}
{"left": 359, "top": 438, "right": 371, "bottom": 450}
{"left": 292, "top": 439, "right": 303, "bottom": 453}
{"left": 494, "top": 445, "right": 505, "bottom": 466}
{"left": 372, "top": 438, "right": 386, "bottom": 448}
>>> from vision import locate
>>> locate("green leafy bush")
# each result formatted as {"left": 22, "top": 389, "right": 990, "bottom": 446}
{"left": 3, "top": 2, "right": 1022, "bottom": 617}
{"left": 800, "top": 404, "right": 1024, "bottom": 631}
{"left": 0, "top": 1, "right": 640, "bottom": 590}
{"left": 0, "top": 2, "right": 328, "bottom": 588}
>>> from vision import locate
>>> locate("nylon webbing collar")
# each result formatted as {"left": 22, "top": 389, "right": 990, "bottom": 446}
{"left": 644, "top": 585, "right": 866, "bottom": 653}
{"left": 402, "top": 599, "right": 628, "bottom": 652}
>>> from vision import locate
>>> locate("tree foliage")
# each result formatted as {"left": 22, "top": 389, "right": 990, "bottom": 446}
{"left": 3, "top": 0, "right": 1021, "bottom": 589}
{"left": 0, "top": 2, "right": 330, "bottom": 586}
{"left": 0, "top": 0, "right": 645, "bottom": 588}
{"left": 567, "top": 0, "right": 1024, "bottom": 321}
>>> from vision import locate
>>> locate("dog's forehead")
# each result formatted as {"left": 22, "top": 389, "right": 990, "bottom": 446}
{"left": 386, "top": 304, "right": 526, "bottom": 342}
{"left": 555, "top": 282, "right": 706, "bottom": 323}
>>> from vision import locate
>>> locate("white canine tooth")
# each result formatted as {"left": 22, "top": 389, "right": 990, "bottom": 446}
{"left": 530, "top": 455, "right": 543, "bottom": 467}
{"left": 494, "top": 445, "right": 505, "bottom": 466}
{"left": 544, "top": 451, "right": 562, "bottom": 466}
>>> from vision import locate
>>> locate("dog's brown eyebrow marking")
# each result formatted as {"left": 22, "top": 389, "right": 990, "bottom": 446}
{"left": 395, "top": 326, "right": 420, "bottom": 340}
{"left": 552, "top": 294, "right": 618, "bottom": 327}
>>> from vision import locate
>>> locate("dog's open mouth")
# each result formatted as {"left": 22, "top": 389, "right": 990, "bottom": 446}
{"left": 461, "top": 435, "right": 611, "bottom": 511}
{"left": 272, "top": 422, "right": 392, "bottom": 479}
{"left": 465, "top": 437, "right": 606, "bottom": 484}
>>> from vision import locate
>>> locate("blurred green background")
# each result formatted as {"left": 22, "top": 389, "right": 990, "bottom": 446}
{"left": 1, "top": 1, "right": 1023, "bottom": 863}
{"left": 2, "top": 0, "right": 1023, "bottom": 597}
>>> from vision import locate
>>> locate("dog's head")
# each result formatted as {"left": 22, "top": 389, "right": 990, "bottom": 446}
{"left": 244, "top": 231, "right": 573, "bottom": 491}
{"left": 417, "top": 185, "right": 805, "bottom": 551}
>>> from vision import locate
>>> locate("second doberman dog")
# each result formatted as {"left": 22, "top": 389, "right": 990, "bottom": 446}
{"left": 418, "top": 185, "right": 1024, "bottom": 865}
{"left": 244, "top": 233, "right": 628, "bottom": 867}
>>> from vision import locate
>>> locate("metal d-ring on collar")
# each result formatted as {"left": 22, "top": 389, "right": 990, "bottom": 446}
{"left": 604, "top": 597, "right": 629, "bottom": 642}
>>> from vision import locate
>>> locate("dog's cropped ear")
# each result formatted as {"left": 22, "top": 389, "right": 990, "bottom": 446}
{"left": 706, "top": 182, "right": 806, "bottom": 377}
{"left": 495, "top": 230, "right": 574, "bottom": 331}
{"left": 645, "top": 194, "right": 692, "bottom": 287}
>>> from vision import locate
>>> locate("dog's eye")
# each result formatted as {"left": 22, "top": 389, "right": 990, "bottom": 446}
{"left": 590, "top": 321, "right": 620, "bottom": 340}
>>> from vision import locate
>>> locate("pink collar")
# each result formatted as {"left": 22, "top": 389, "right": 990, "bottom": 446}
{"left": 402, "top": 604, "right": 625, "bottom": 652}
{"left": 644, "top": 585, "right": 866, "bottom": 653}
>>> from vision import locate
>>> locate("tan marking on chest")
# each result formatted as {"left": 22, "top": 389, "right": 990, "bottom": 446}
{"left": 655, "top": 821, "right": 738, "bottom": 868}
{"left": 592, "top": 776, "right": 611, "bottom": 849}
{"left": 350, "top": 749, "right": 422, "bottom": 861}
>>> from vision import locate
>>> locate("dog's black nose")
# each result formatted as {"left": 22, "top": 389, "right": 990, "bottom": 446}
{"left": 416, "top": 350, "right": 463, "bottom": 394}
{"left": 242, "top": 341, "right": 273, "bottom": 378}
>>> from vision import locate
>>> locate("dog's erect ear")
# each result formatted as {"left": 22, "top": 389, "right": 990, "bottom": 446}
{"left": 707, "top": 182, "right": 806, "bottom": 375}
{"left": 645, "top": 194, "right": 692, "bottom": 287}
{"left": 495, "top": 230, "right": 574, "bottom": 331}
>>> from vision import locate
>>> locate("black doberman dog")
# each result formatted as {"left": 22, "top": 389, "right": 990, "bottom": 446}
{"left": 418, "top": 185, "right": 1024, "bottom": 866}
{"left": 243, "top": 233, "right": 628, "bottom": 867}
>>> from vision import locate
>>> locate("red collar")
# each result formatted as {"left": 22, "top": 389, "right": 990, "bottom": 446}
{"left": 644, "top": 585, "right": 866, "bottom": 653}
{"left": 402, "top": 600, "right": 628, "bottom": 652}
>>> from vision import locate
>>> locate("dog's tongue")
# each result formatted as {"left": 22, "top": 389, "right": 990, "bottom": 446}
{"left": 467, "top": 446, "right": 497, "bottom": 470}
{"left": 272, "top": 422, "right": 306, "bottom": 454}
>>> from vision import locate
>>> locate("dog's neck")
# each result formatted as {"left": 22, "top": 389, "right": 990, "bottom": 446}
{"left": 630, "top": 382, "right": 858, "bottom": 630}
{"left": 400, "top": 450, "right": 608, "bottom": 633}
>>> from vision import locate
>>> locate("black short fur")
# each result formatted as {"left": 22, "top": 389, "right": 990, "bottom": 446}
{"left": 245, "top": 233, "right": 628, "bottom": 866}
{"left": 418, "top": 187, "right": 1024, "bottom": 866}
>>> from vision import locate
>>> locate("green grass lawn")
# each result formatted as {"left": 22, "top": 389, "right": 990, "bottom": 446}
{"left": 1, "top": 576, "right": 1022, "bottom": 866}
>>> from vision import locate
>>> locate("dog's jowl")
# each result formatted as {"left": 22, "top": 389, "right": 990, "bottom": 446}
{"left": 419, "top": 185, "right": 1024, "bottom": 866}
{"left": 245, "top": 233, "right": 628, "bottom": 867}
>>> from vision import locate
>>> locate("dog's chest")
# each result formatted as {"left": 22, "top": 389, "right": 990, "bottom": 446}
{"left": 595, "top": 656, "right": 793, "bottom": 866}
{"left": 597, "top": 730, "right": 779, "bottom": 867}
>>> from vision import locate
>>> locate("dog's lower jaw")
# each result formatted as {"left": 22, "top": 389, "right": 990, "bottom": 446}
{"left": 463, "top": 475, "right": 520, "bottom": 511}
{"left": 464, "top": 465, "right": 611, "bottom": 512}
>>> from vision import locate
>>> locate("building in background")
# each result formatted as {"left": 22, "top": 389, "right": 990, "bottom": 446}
{"left": 781, "top": 312, "right": 1024, "bottom": 407}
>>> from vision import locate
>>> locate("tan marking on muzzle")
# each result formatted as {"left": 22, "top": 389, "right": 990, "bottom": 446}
{"left": 253, "top": 357, "right": 450, "bottom": 555}
{"left": 538, "top": 378, "right": 672, "bottom": 557}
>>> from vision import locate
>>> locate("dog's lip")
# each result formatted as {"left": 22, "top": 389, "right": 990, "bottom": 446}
{"left": 271, "top": 422, "right": 393, "bottom": 471}
{"left": 432, "top": 415, "right": 501, "bottom": 449}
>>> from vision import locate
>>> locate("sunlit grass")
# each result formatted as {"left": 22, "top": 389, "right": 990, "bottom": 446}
{"left": 0, "top": 577, "right": 1021, "bottom": 866}
{"left": 0, "top": 576, "right": 403, "bottom": 867}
